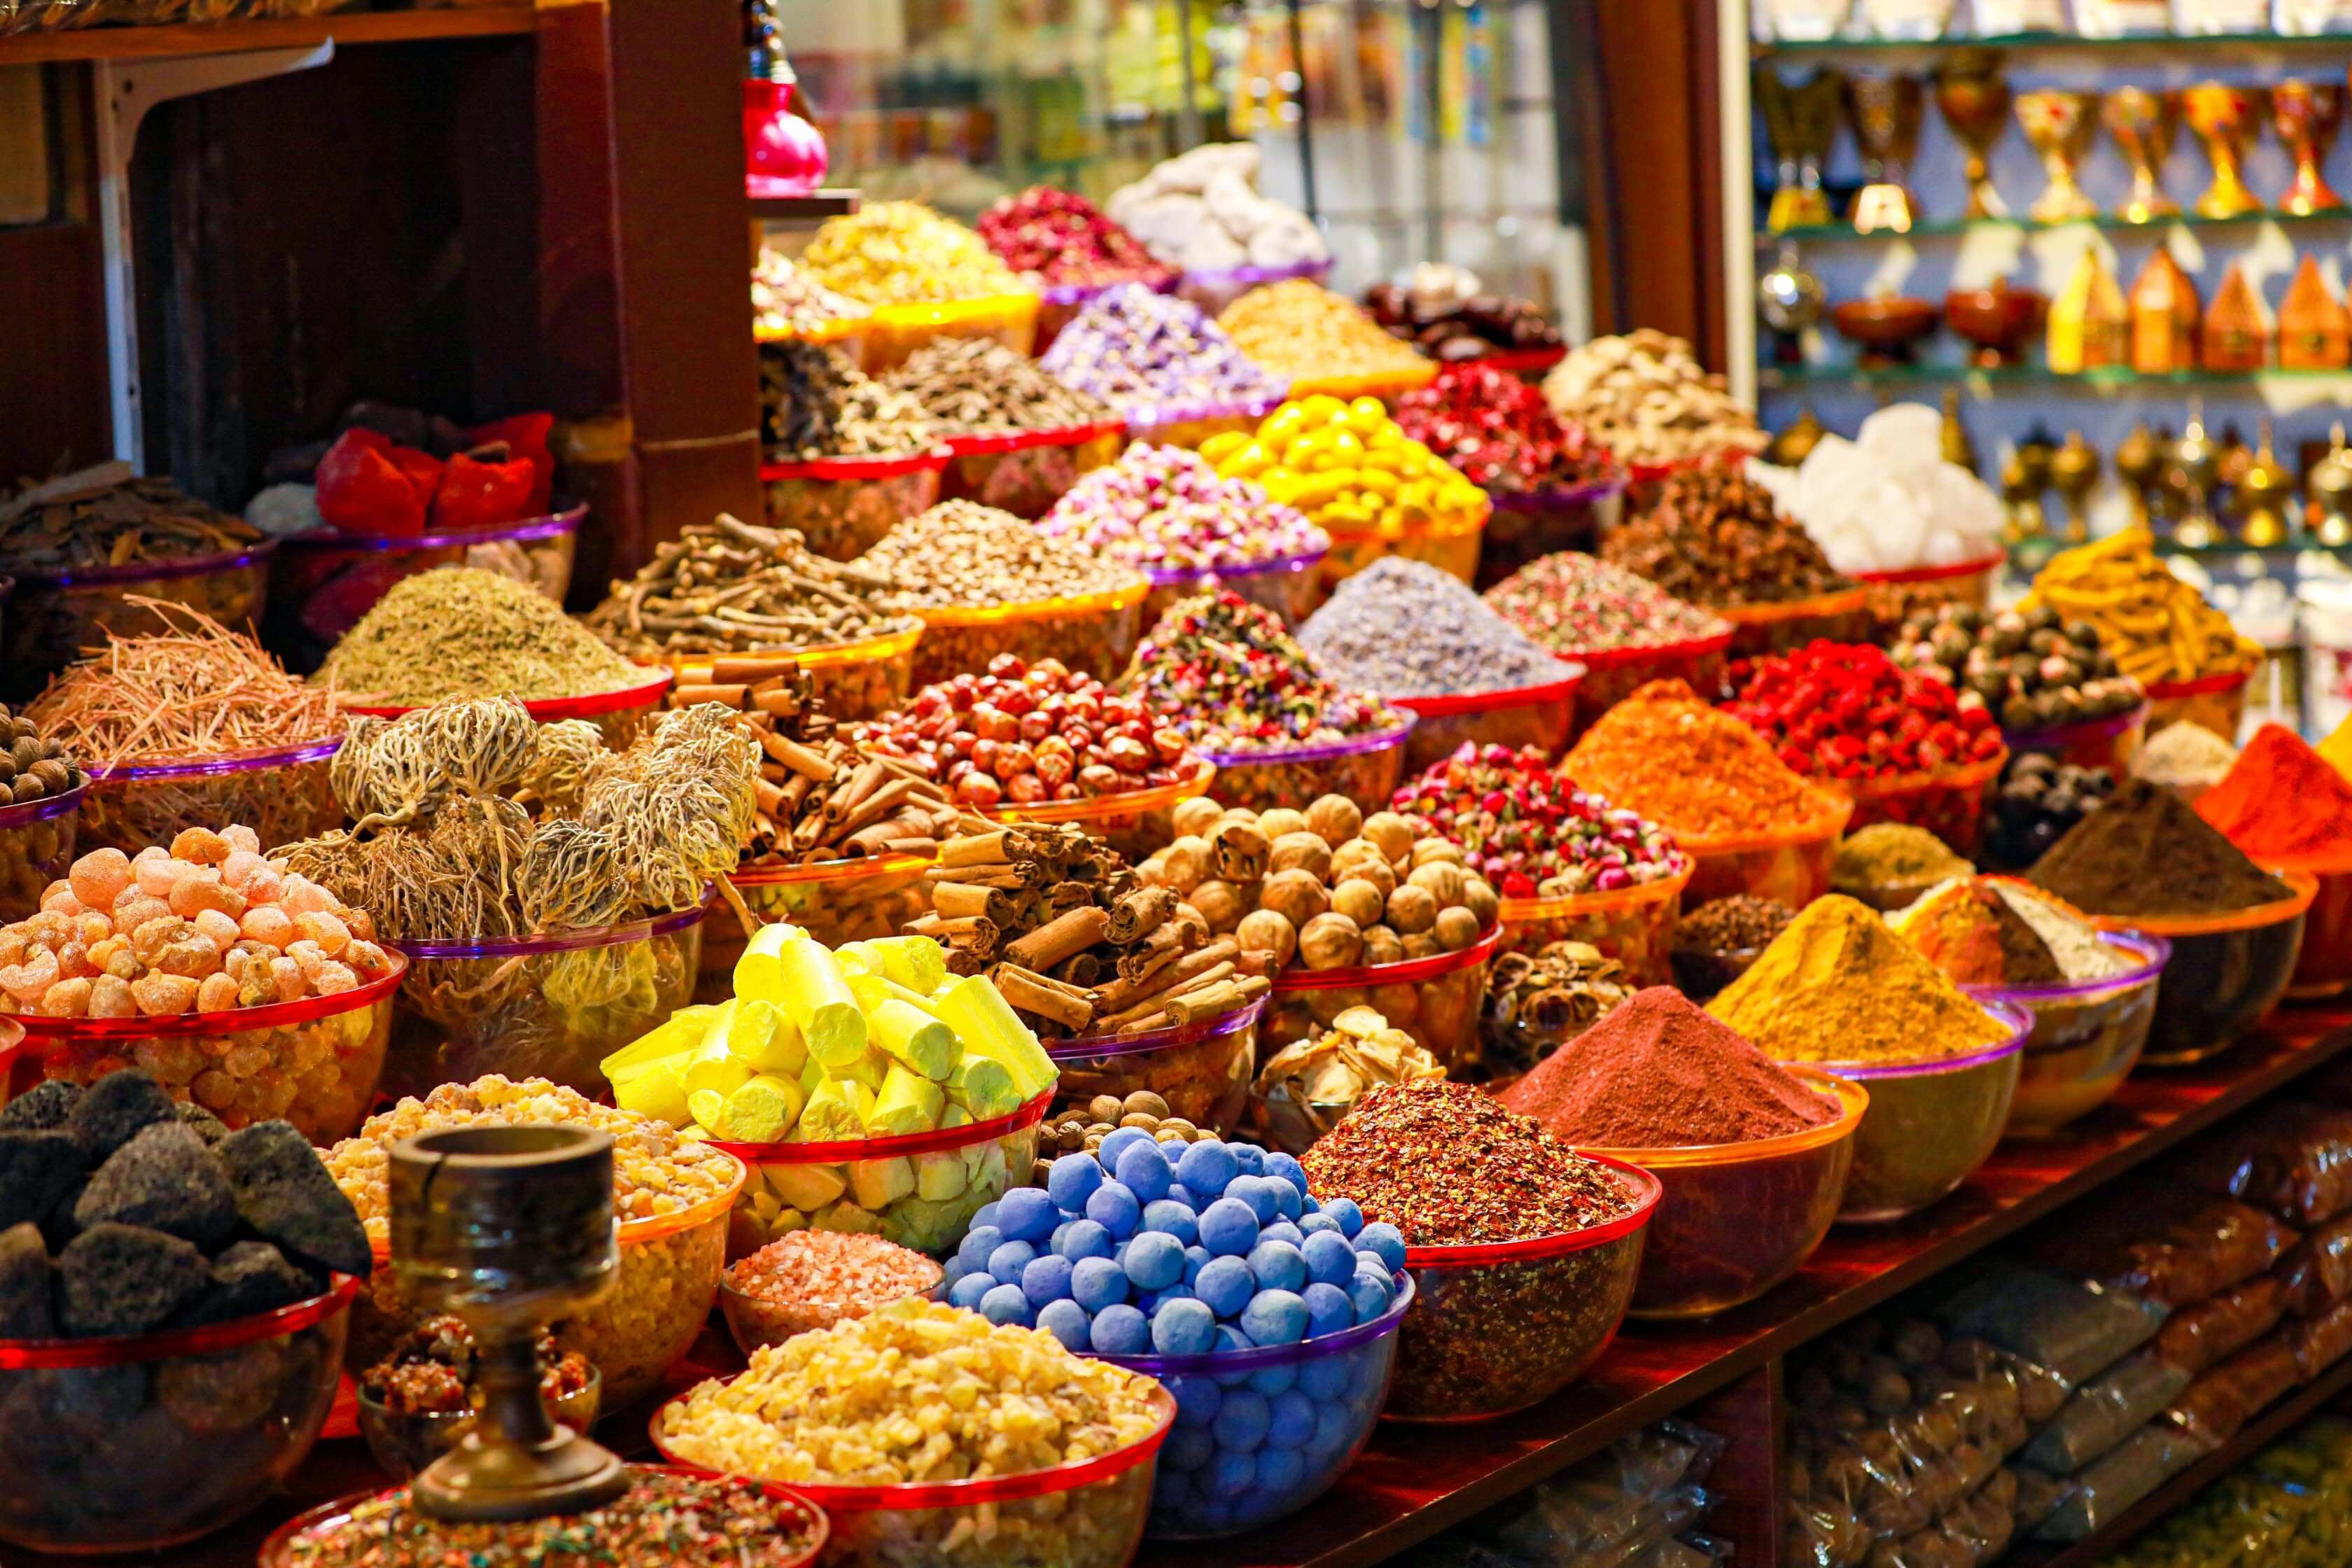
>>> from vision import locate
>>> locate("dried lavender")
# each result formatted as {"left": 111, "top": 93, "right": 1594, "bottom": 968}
{"left": 1300, "top": 557, "right": 1564, "bottom": 696}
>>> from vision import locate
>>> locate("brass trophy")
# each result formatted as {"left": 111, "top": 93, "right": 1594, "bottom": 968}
{"left": 2050, "top": 430, "right": 2103, "bottom": 543}
{"left": 2273, "top": 81, "right": 2346, "bottom": 214}
{"left": 1758, "top": 241, "right": 1828, "bottom": 364}
{"left": 2183, "top": 83, "right": 2268, "bottom": 219}
{"left": 2017, "top": 90, "right": 2103, "bottom": 223}
{"left": 2236, "top": 419, "right": 2297, "bottom": 548}
{"left": 1934, "top": 50, "right": 2012, "bottom": 220}
{"left": 1758, "top": 68, "right": 1846, "bottom": 232}
{"left": 1845, "top": 74, "right": 1926, "bottom": 232}
{"left": 2311, "top": 424, "right": 2352, "bottom": 547}
{"left": 2117, "top": 420, "right": 2169, "bottom": 528}
{"left": 2001, "top": 436, "right": 2055, "bottom": 543}
{"left": 389, "top": 1125, "right": 631, "bottom": 1521}
{"left": 2170, "top": 400, "right": 2224, "bottom": 548}
{"left": 2104, "top": 88, "right": 2180, "bottom": 223}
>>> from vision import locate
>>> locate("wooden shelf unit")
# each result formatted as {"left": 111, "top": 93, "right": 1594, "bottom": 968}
{"left": 0, "top": 6, "right": 537, "bottom": 63}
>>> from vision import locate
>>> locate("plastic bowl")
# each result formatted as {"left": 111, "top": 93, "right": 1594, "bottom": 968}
{"left": 1196, "top": 720, "right": 1414, "bottom": 816}
{"left": 861, "top": 292, "right": 1042, "bottom": 374}
{"left": 939, "top": 420, "right": 1125, "bottom": 519}
{"left": 1495, "top": 864, "right": 1690, "bottom": 985}
{"left": 1581, "top": 1067, "right": 1865, "bottom": 1319}
{"left": 1384, "top": 1156, "right": 1660, "bottom": 1422}
{"left": 709, "top": 1090, "right": 1051, "bottom": 1264}
{"left": 1046, "top": 997, "right": 1264, "bottom": 1136}
{"left": 0, "top": 540, "right": 274, "bottom": 703}
{"left": 1852, "top": 549, "right": 2005, "bottom": 637}
{"left": 1091, "top": 1273, "right": 1415, "bottom": 1537}
{"left": 78, "top": 734, "right": 343, "bottom": 858}
{"left": 382, "top": 904, "right": 704, "bottom": 1101}
{"left": 354, "top": 1366, "right": 602, "bottom": 1481}
{"left": 2089, "top": 870, "right": 2318, "bottom": 1066}
{"left": 1180, "top": 255, "right": 1334, "bottom": 316}
{"left": 907, "top": 575, "right": 1151, "bottom": 689}
{"left": 1473, "top": 477, "right": 1628, "bottom": 592}
{"left": 1315, "top": 499, "right": 1490, "bottom": 601}
{"left": 10, "top": 950, "right": 403, "bottom": 1142}
{"left": 1266, "top": 923, "right": 1504, "bottom": 1078}
{"left": 345, "top": 667, "right": 676, "bottom": 750}
{"left": 1141, "top": 545, "right": 1328, "bottom": 629}
{"left": 265, "top": 504, "right": 584, "bottom": 672}
{"left": 1033, "top": 277, "right": 1174, "bottom": 354}
{"left": 0, "top": 1275, "right": 354, "bottom": 1553}
{"left": 1804, "top": 1002, "right": 2029, "bottom": 1224}
{"left": 702, "top": 854, "right": 935, "bottom": 1000}
{"left": 349, "top": 1152, "right": 743, "bottom": 1409}
{"left": 0, "top": 780, "right": 81, "bottom": 923}
{"left": 1121, "top": 391, "right": 1289, "bottom": 452}
{"left": 973, "top": 755, "right": 1217, "bottom": 863}
{"left": 653, "top": 1378, "right": 1175, "bottom": 1568}
{"left": 2144, "top": 668, "right": 2252, "bottom": 743}
{"left": 2290, "top": 864, "right": 2352, "bottom": 1000}
{"left": 1716, "top": 584, "right": 1872, "bottom": 658}
{"left": 1681, "top": 794, "right": 1854, "bottom": 908}
{"left": 1965, "top": 931, "right": 2169, "bottom": 1137}
{"left": 654, "top": 622, "right": 925, "bottom": 724}
{"left": 1555, "top": 629, "right": 1735, "bottom": 739}
{"left": 760, "top": 451, "right": 950, "bottom": 562}
{"left": 2002, "top": 702, "right": 2150, "bottom": 779}
{"left": 1832, "top": 750, "right": 2008, "bottom": 859}
{"left": 1390, "top": 662, "right": 1584, "bottom": 772}
{"left": 717, "top": 1269, "right": 944, "bottom": 1359}
{"left": 759, "top": 313, "right": 873, "bottom": 369}
{"left": 1286, "top": 362, "right": 1441, "bottom": 406}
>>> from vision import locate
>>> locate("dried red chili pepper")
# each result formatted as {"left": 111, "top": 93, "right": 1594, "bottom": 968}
{"left": 1719, "top": 640, "right": 2002, "bottom": 783}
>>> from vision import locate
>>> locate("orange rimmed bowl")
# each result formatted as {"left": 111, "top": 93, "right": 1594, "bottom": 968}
{"left": 2090, "top": 869, "right": 2319, "bottom": 1065}
{"left": 1494, "top": 862, "right": 1690, "bottom": 984}
{"left": 2288, "top": 862, "right": 2352, "bottom": 1000}
{"left": 1830, "top": 749, "right": 2008, "bottom": 858}
{"left": 1388, "top": 662, "right": 1584, "bottom": 771}
{"left": 1714, "top": 584, "right": 1872, "bottom": 658}
{"left": 652, "top": 620, "right": 925, "bottom": 724}
{"left": 1679, "top": 794, "right": 1854, "bottom": 908}
{"left": 906, "top": 575, "right": 1152, "bottom": 689}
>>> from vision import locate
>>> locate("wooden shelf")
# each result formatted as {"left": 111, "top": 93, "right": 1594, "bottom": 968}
{"left": 1756, "top": 28, "right": 2352, "bottom": 59}
{"left": 748, "top": 190, "right": 860, "bottom": 224}
{"left": 0, "top": 5, "right": 537, "bottom": 64}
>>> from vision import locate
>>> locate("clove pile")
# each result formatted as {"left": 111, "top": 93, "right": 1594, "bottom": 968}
{"left": 584, "top": 513, "right": 919, "bottom": 659}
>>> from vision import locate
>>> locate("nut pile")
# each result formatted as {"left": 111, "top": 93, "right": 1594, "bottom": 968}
{"left": 1394, "top": 362, "right": 1613, "bottom": 494}
{"left": 1122, "top": 590, "right": 1400, "bottom": 755}
{"left": 0, "top": 704, "right": 85, "bottom": 803}
{"left": 750, "top": 248, "right": 872, "bottom": 337}
{"left": 1721, "top": 641, "right": 2005, "bottom": 783}
{"left": 883, "top": 337, "right": 1116, "bottom": 437}
{"left": 1037, "top": 443, "right": 1327, "bottom": 573}
{"left": 797, "top": 201, "right": 1028, "bottom": 307}
{"left": 1984, "top": 754, "right": 2117, "bottom": 870}
{"left": 1300, "top": 556, "right": 1564, "bottom": 697}
{"left": 1394, "top": 743, "right": 1685, "bottom": 899}
{"left": 1601, "top": 468, "right": 1853, "bottom": 608}
{"left": 1483, "top": 552, "right": 1731, "bottom": 654}
{"left": 1679, "top": 895, "right": 1796, "bottom": 953}
{"left": 585, "top": 514, "right": 916, "bottom": 659}
{"left": 759, "top": 340, "right": 940, "bottom": 461}
{"left": 1893, "top": 602, "right": 2145, "bottom": 732}
{"left": 976, "top": 186, "right": 1177, "bottom": 291}
{"left": 1037, "top": 1092, "right": 1220, "bottom": 1174}
{"left": 1364, "top": 267, "right": 1562, "bottom": 362}
{"left": 1040, "top": 284, "right": 1289, "bottom": 421}
{"left": 860, "top": 501, "right": 1144, "bottom": 612}
{"left": 1541, "top": 330, "right": 1765, "bottom": 469}
{"left": 1254, "top": 1004, "right": 1446, "bottom": 1120}
{"left": 1207, "top": 394, "right": 1487, "bottom": 542}
{"left": 1107, "top": 143, "right": 1326, "bottom": 274}
{"left": 1217, "top": 280, "right": 1433, "bottom": 388}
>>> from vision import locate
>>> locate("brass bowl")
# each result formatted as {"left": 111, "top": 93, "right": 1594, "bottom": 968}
{"left": 1944, "top": 284, "right": 2047, "bottom": 368}
{"left": 1831, "top": 296, "right": 1940, "bottom": 366}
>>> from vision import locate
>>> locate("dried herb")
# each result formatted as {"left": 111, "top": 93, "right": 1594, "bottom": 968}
{"left": 319, "top": 567, "right": 645, "bottom": 706}
{"left": 584, "top": 514, "right": 916, "bottom": 659}
{"left": 0, "top": 464, "right": 259, "bottom": 573}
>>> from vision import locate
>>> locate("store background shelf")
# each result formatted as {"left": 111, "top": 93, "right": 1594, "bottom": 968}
{"left": 0, "top": 5, "right": 537, "bottom": 63}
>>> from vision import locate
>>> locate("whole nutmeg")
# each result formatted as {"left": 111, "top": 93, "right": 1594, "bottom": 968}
{"left": 1330, "top": 840, "right": 1397, "bottom": 897}
{"left": 1260, "top": 868, "right": 1331, "bottom": 928}
{"left": 1156, "top": 836, "right": 1211, "bottom": 894}
{"left": 1258, "top": 808, "right": 1310, "bottom": 841}
{"left": 1269, "top": 831, "right": 1334, "bottom": 881}
{"left": 1410, "top": 838, "right": 1466, "bottom": 869}
{"left": 1299, "top": 911, "right": 1366, "bottom": 970}
{"left": 1400, "top": 932, "right": 1442, "bottom": 959}
{"left": 1171, "top": 797, "right": 1223, "bottom": 838}
{"left": 1433, "top": 905, "right": 1483, "bottom": 951}
{"left": 1385, "top": 883, "right": 1438, "bottom": 934}
{"left": 1306, "top": 794, "right": 1364, "bottom": 847}
{"left": 1406, "top": 860, "right": 1466, "bottom": 909}
{"left": 1236, "top": 908, "right": 1298, "bottom": 969}
{"left": 1360, "top": 811, "right": 1418, "bottom": 866}
{"left": 1362, "top": 925, "right": 1406, "bottom": 965}
{"left": 1212, "top": 821, "right": 1272, "bottom": 882}
{"left": 1191, "top": 878, "right": 1247, "bottom": 934}
{"left": 1462, "top": 876, "right": 1501, "bottom": 927}
{"left": 1330, "top": 878, "right": 1387, "bottom": 927}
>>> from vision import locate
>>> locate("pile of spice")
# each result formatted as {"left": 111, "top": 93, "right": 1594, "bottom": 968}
{"left": 1120, "top": 589, "right": 1399, "bottom": 754}
{"left": 882, "top": 337, "right": 1116, "bottom": 437}
{"left": 584, "top": 514, "right": 916, "bottom": 659}
{"left": 1299, "top": 558, "right": 1565, "bottom": 696}
{"left": 1365, "top": 267, "right": 1562, "bottom": 362}
{"left": 1678, "top": 895, "right": 1796, "bottom": 953}
{"left": 1601, "top": 468, "right": 1852, "bottom": 608}
{"left": 1107, "top": 142, "right": 1327, "bottom": 275}
{"left": 1207, "top": 395, "right": 1488, "bottom": 543}
{"left": 1563, "top": 678, "right": 1847, "bottom": 845}
{"left": 2029, "top": 778, "right": 2292, "bottom": 919}
{"left": 759, "top": 340, "right": 940, "bottom": 461}
{"left": 1708, "top": 895, "right": 2016, "bottom": 1065}
{"left": 1721, "top": 640, "right": 2003, "bottom": 784}
{"left": 1893, "top": 878, "right": 2135, "bottom": 986}
{"left": 2196, "top": 724, "right": 2352, "bottom": 870}
{"left": 0, "top": 703, "right": 83, "bottom": 802}
{"left": 725, "top": 1230, "right": 944, "bottom": 1340}
{"left": 1036, "top": 444, "right": 1328, "bottom": 573}
{"left": 1502, "top": 986, "right": 1838, "bottom": 1147}
{"left": 797, "top": 201, "right": 1028, "bottom": 307}
{"left": 2135, "top": 720, "right": 2240, "bottom": 795}
{"left": 1483, "top": 552, "right": 1730, "bottom": 657}
{"left": 1039, "top": 284, "right": 1288, "bottom": 421}
{"left": 1216, "top": 279, "right": 1433, "bottom": 388}
{"left": 321, "top": 567, "right": 646, "bottom": 706}
{"left": 750, "top": 248, "right": 872, "bottom": 337}
{"left": 859, "top": 501, "right": 1144, "bottom": 612}
{"left": 360, "top": 1317, "right": 593, "bottom": 1417}
{"left": 1833, "top": 822, "right": 1973, "bottom": 897}
{"left": 1985, "top": 752, "right": 2115, "bottom": 872}
{"left": 852, "top": 656, "right": 1192, "bottom": 811}
{"left": 1541, "top": 330, "right": 1765, "bottom": 469}
{"left": 1394, "top": 363, "right": 1613, "bottom": 494}
{"left": 30, "top": 603, "right": 343, "bottom": 767}
{"left": 1480, "top": 941, "right": 1635, "bottom": 1082}
{"left": 0, "top": 465, "right": 261, "bottom": 574}
{"left": 2025, "top": 528, "right": 2264, "bottom": 685}
{"left": 1254, "top": 1004, "right": 1447, "bottom": 1137}
{"left": 1392, "top": 743, "right": 1685, "bottom": 899}
{"left": 976, "top": 186, "right": 1177, "bottom": 292}
{"left": 1893, "top": 602, "right": 2144, "bottom": 732}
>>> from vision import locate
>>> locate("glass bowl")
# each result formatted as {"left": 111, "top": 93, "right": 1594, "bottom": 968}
{"left": 383, "top": 905, "right": 704, "bottom": 1100}
{"left": 708, "top": 1090, "right": 1051, "bottom": 1263}
{"left": 1034, "top": 279, "right": 1172, "bottom": 354}
{"left": 1473, "top": 477, "right": 1627, "bottom": 592}
{"left": 1964, "top": 931, "right": 2169, "bottom": 1137}
{"left": 1833, "top": 750, "right": 2008, "bottom": 859}
{"left": 1121, "top": 391, "right": 1289, "bottom": 453}
{"left": 1581, "top": 1067, "right": 1866, "bottom": 1319}
{"left": 1196, "top": 720, "right": 1415, "bottom": 816}
{"left": 1555, "top": 629, "right": 1735, "bottom": 740}
{"left": 1496, "top": 865, "right": 1690, "bottom": 985}
{"left": 654, "top": 622, "right": 925, "bottom": 724}
{"left": 760, "top": 314, "right": 872, "bottom": 368}
{"left": 907, "top": 577, "right": 1150, "bottom": 689}
{"left": 10, "top": 949, "right": 403, "bottom": 1142}
{"left": 701, "top": 854, "right": 937, "bottom": 1000}
{"left": 1091, "top": 1272, "right": 1416, "bottom": 1538}
{"left": 78, "top": 735, "right": 343, "bottom": 858}
{"left": 346, "top": 668, "right": 676, "bottom": 750}
{"left": 718, "top": 1270, "right": 944, "bottom": 1359}
{"left": 1681, "top": 794, "right": 1854, "bottom": 908}
{"left": 1180, "top": 256, "right": 1334, "bottom": 316}
{"left": 1852, "top": 548, "right": 2005, "bottom": 638}
{"left": 349, "top": 1152, "right": 743, "bottom": 1409}
{"left": 2143, "top": 669, "right": 2251, "bottom": 743}
{"left": 1667, "top": 941, "right": 1764, "bottom": 1002}
{"left": 1140, "top": 546, "right": 1328, "bottom": 630}
{"left": 972, "top": 755, "right": 1217, "bottom": 863}
{"left": 760, "top": 451, "right": 948, "bottom": 563}
{"left": 861, "top": 292, "right": 1042, "bottom": 373}
{"left": 2289, "top": 864, "right": 2352, "bottom": 1000}
{"left": 1390, "top": 662, "right": 1585, "bottom": 773}
{"left": 1266, "top": 923, "right": 1504, "bottom": 1077}
{"left": 1805, "top": 1001, "right": 2030, "bottom": 1223}
{"left": 0, "top": 541, "right": 274, "bottom": 703}
{"left": 354, "top": 1366, "right": 603, "bottom": 1481}
{"left": 0, "top": 1275, "right": 355, "bottom": 1553}
{"left": 1045, "top": 997, "right": 1264, "bottom": 1136}
{"left": 653, "top": 1379, "right": 1175, "bottom": 1568}
{"left": 1385, "top": 1156, "right": 1660, "bottom": 1422}
{"left": 939, "top": 420, "right": 1125, "bottom": 520}
{"left": 2001, "top": 702, "right": 2150, "bottom": 779}
{"left": 2090, "top": 870, "right": 2318, "bottom": 1066}
{"left": 0, "top": 780, "right": 82, "bottom": 923}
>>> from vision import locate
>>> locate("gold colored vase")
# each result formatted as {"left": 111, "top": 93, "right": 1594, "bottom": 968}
{"left": 2017, "top": 90, "right": 2101, "bottom": 223}
{"left": 2183, "top": 83, "right": 2268, "bottom": 220}
{"left": 2049, "top": 248, "right": 2128, "bottom": 372}
{"left": 1758, "top": 68, "right": 1846, "bottom": 232}
{"left": 2103, "top": 87, "right": 2180, "bottom": 223}
{"left": 1845, "top": 74, "right": 1926, "bottom": 232}
{"left": 1935, "top": 50, "right": 2012, "bottom": 220}
{"left": 2273, "top": 81, "right": 2346, "bottom": 215}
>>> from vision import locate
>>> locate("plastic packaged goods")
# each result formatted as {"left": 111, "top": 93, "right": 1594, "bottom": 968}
{"left": 2285, "top": 1296, "right": 2352, "bottom": 1380}
{"left": 2091, "top": 1415, "right": 2352, "bottom": 1568}
{"left": 2033, "top": 1423, "right": 2209, "bottom": 1541}
{"left": 2278, "top": 1216, "right": 2352, "bottom": 1317}
{"left": 2191, "top": 1104, "right": 2352, "bottom": 1227}
{"left": 2166, "top": 1334, "right": 2304, "bottom": 1447}
{"left": 1429, "top": 1421, "right": 1724, "bottom": 1568}
{"left": 2154, "top": 1275, "right": 2288, "bottom": 1377}
{"left": 2033, "top": 1187, "right": 2301, "bottom": 1310}
{"left": 2019, "top": 1353, "right": 2192, "bottom": 1474}
{"left": 1940, "top": 1262, "right": 2169, "bottom": 1387}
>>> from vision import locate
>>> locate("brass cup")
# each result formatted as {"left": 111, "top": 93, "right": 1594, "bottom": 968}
{"left": 2103, "top": 87, "right": 2180, "bottom": 223}
{"left": 1845, "top": 73, "right": 1926, "bottom": 232}
{"left": 1935, "top": 49, "right": 2013, "bottom": 220}
{"left": 2274, "top": 81, "right": 2345, "bottom": 215}
{"left": 2017, "top": 90, "right": 2101, "bottom": 224}
{"left": 2183, "top": 83, "right": 2268, "bottom": 220}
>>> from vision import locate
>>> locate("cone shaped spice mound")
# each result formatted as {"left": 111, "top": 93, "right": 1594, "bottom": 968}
{"left": 1561, "top": 678, "right": 1845, "bottom": 844}
{"left": 1892, "top": 878, "right": 2064, "bottom": 986}
{"left": 1708, "top": 895, "right": 2012, "bottom": 1065}
{"left": 1500, "top": 986, "right": 1838, "bottom": 1147}
{"left": 2029, "top": 777, "right": 2291, "bottom": 918}
{"left": 2195, "top": 723, "right": 2352, "bottom": 870}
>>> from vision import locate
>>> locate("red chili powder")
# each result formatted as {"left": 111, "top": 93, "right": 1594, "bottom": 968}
{"left": 2195, "top": 722, "right": 2352, "bottom": 869}
{"left": 1498, "top": 986, "right": 1839, "bottom": 1147}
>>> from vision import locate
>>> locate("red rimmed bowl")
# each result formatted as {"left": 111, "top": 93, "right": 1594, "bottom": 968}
{"left": 2144, "top": 668, "right": 2253, "bottom": 744}
{"left": 1261, "top": 922, "right": 1506, "bottom": 1088}
{"left": 939, "top": 419, "right": 1126, "bottom": 519}
{"left": 1853, "top": 547, "right": 2007, "bottom": 637}
{"left": 346, "top": 666, "right": 675, "bottom": 750}
{"left": 1550, "top": 627, "right": 1736, "bottom": 738}
{"left": 1830, "top": 748, "right": 2009, "bottom": 858}
{"left": 1388, "top": 662, "right": 1585, "bottom": 771}
{"left": 759, "top": 449, "right": 951, "bottom": 562}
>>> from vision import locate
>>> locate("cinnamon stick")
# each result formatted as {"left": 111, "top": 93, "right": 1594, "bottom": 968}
{"left": 933, "top": 881, "right": 1018, "bottom": 924}
{"left": 1114, "top": 920, "right": 1194, "bottom": 983}
{"left": 1165, "top": 976, "right": 1264, "bottom": 1024}
{"left": 1103, "top": 884, "right": 1176, "bottom": 945}
{"left": 762, "top": 732, "right": 836, "bottom": 782}
{"left": 1092, "top": 939, "right": 1238, "bottom": 1013}
{"left": 992, "top": 963, "right": 1096, "bottom": 1031}
{"left": 1003, "top": 905, "right": 1112, "bottom": 972}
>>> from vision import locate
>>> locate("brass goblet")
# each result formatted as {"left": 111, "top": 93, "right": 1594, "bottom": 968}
{"left": 1935, "top": 49, "right": 2012, "bottom": 220}
{"left": 2274, "top": 80, "right": 2345, "bottom": 214}
{"left": 2182, "top": 83, "right": 2267, "bottom": 219}
{"left": 2103, "top": 87, "right": 2180, "bottom": 223}
{"left": 1757, "top": 67, "right": 1845, "bottom": 232}
{"left": 2017, "top": 89, "right": 2101, "bottom": 223}
{"left": 1844, "top": 73, "right": 1926, "bottom": 232}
